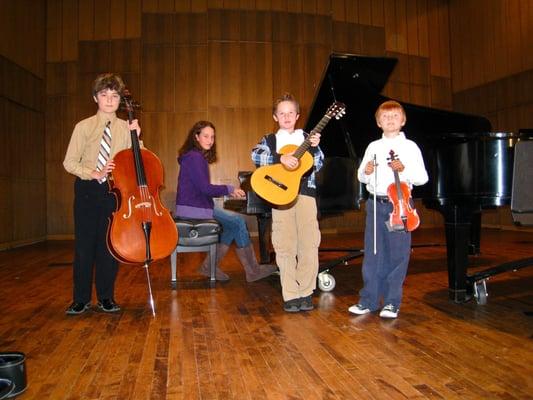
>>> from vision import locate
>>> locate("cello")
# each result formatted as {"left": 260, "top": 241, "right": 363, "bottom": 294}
{"left": 386, "top": 150, "right": 420, "bottom": 232}
{"left": 107, "top": 90, "right": 178, "bottom": 313}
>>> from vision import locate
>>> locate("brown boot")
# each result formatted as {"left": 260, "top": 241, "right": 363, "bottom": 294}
{"left": 235, "top": 244, "right": 277, "bottom": 282}
{"left": 197, "top": 243, "right": 230, "bottom": 281}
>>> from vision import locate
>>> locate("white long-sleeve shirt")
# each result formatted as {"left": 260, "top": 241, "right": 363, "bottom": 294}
{"left": 357, "top": 132, "right": 428, "bottom": 196}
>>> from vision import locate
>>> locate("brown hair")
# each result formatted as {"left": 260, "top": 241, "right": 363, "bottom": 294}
{"left": 178, "top": 120, "right": 217, "bottom": 163}
{"left": 272, "top": 92, "right": 300, "bottom": 115}
{"left": 92, "top": 73, "right": 125, "bottom": 97}
{"left": 375, "top": 100, "right": 406, "bottom": 122}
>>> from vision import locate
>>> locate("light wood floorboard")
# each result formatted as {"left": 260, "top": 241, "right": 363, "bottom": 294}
{"left": 0, "top": 228, "right": 532, "bottom": 399}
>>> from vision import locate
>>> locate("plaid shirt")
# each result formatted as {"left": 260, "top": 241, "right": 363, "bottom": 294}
{"left": 251, "top": 132, "right": 324, "bottom": 191}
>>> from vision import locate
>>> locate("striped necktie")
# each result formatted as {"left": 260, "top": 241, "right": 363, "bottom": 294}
{"left": 96, "top": 121, "right": 112, "bottom": 183}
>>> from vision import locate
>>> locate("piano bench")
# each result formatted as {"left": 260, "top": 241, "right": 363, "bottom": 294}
{"left": 170, "top": 218, "right": 221, "bottom": 288}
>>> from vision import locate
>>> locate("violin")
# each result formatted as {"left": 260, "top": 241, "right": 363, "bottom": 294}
{"left": 386, "top": 150, "right": 420, "bottom": 232}
{"left": 107, "top": 90, "right": 178, "bottom": 264}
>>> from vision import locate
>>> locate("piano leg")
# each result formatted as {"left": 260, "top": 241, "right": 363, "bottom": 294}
{"left": 256, "top": 213, "right": 272, "bottom": 264}
{"left": 444, "top": 220, "right": 470, "bottom": 302}
{"left": 440, "top": 205, "right": 479, "bottom": 303}
{"left": 469, "top": 211, "right": 481, "bottom": 255}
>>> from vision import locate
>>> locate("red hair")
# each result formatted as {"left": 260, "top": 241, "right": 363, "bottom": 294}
{"left": 375, "top": 100, "right": 406, "bottom": 122}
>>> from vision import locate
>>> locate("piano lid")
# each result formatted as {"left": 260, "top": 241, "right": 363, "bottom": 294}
{"left": 304, "top": 53, "right": 492, "bottom": 159}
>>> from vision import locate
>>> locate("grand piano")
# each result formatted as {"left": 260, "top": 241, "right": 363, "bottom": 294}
{"left": 227, "top": 53, "right": 531, "bottom": 303}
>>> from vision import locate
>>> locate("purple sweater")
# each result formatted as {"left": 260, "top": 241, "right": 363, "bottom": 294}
{"left": 175, "top": 149, "right": 233, "bottom": 219}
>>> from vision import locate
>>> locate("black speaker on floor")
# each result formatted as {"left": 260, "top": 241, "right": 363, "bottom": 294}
{"left": 512, "top": 135, "right": 533, "bottom": 226}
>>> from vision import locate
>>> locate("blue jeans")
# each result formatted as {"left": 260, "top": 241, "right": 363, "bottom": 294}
{"left": 213, "top": 207, "right": 251, "bottom": 248}
{"left": 359, "top": 200, "right": 411, "bottom": 311}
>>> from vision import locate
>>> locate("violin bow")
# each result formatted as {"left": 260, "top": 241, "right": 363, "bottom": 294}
{"left": 373, "top": 154, "right": 377, "bottom": 255}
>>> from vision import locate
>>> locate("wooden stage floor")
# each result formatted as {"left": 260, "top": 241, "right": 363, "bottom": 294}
{"left": 0, "top": 228, "right": 532, "bottom": 399}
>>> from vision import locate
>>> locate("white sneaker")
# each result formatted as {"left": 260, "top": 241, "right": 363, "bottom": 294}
{"left": 379, "top": 304, "right": 399, "bottom": 318}
{"left": 348, "top": 304, "right": 370, "bottom": 315}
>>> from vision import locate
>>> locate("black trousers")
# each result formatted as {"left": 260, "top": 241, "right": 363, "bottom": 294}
{"left": 72, "top": 178, "right": 118, "bottom": 303}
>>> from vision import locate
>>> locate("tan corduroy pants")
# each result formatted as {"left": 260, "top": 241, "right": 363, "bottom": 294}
{"left": 271, "top": 195, "right": 321, "bottom": 301}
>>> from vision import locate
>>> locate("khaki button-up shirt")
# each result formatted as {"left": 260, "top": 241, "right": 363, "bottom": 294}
{"left": 63, "top": 111, "right": 134, "bottom": 180}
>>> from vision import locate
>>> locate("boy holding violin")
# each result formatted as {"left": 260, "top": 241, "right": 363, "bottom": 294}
{"left": 63, "top": 73, "right": 141, "bottom": 315}
{"left": 348, "top": 100, "right": 428, "bottom": 319}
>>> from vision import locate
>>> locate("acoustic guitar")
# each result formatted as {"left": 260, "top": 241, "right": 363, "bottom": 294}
{"left": 251, "top": 101, "right": 346, "bottom": 206}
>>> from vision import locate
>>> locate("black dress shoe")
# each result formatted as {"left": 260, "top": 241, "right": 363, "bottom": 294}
{"left": 65, "top": 302, "right": 91, "bottom": 315}
{"left": 97, "top": 299, "right": 121, "bottom": 313}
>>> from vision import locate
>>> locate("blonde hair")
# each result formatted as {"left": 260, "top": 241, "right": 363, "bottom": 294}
{"left": 272, "top": 93, "right": 300, "bottom": 115}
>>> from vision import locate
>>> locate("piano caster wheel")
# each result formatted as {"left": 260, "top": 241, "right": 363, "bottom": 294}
{"left": 318, "top": 272, "right": 336, "bottom": 292}
{"left": 474, "top": 279, "right": 488, "bottom": 305}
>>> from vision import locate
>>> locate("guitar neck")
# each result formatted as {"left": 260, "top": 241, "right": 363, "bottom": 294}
{"left": 292, "top": 114, "right": 331, "bottom": 159}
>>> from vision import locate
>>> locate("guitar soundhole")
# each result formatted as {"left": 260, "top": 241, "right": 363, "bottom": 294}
{"left": 265, "top": 175, "right": 288, "bottom": 191}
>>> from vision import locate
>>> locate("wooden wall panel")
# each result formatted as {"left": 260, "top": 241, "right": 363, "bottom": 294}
{"left": 36, "top": 0, "right": 530, "bottom": 241}
{"left": 93, "top": 0, "right": 111, "bottom": 40}
{"left": 0, "top": 177, "right": 13, "bottom": 245}
{"left": 62, "top": 0, "right": 79, "bottom": 61}
{"left": 0, "top": 100, "right": 9, "bottom": 179}
{"left": 78, "top": 0, "right": 95, "bottom": 41}
{"left": 450, "top": 0, "right": 532, "bottom": 92}
{"left": 78, "top": 41, "right": 111, "bottom": 74}
{"left": 142, "top": 46, "right": 175, "bottom": 112}
{"left": 241, "top": 10, "right": 273, "bottom": 41}
{"left": 272, "top": 11, "right": 302, "bottom": 43}
{"left": 110, "top": 0, "right": 127, "bottom": 39}
{"left": 360, "top": 25, "right": 386, "bottom": 56}
{"left": 175, "top": 13, "right": 208, "bottom": 44}
{"left": 208, "top": 9, "right": 241, "bottom": 41}
{"left": 12, "top": 180, "right": 47, "bottom": 242}
{"left": 126, "top": 0, "right": 142, "bottom": 37}
{"left": 143, "top": 13, "right": 176, "bottom": 44}
{"left": 0, "top": 0, "right": 46, "bottom": 77}
{"left": 430, "top": 75, "right": 452, "bottom": 110}
{"left": 450, "top": 0, "right": 533, "bottom": 232}
{"left": 0, "top": 0, "right": 46, "bottom": 249}
{"left": 109, "top": 39, "right": 142, "bottom": 74}
{"left": 332, "top": 21, "right": 363, "bottom": 55}
{"left": 453, "top": 69, "right": 533, "bottom": 134}
{"left": 240, "top": 43, "right": 274, "bottom": 108}
{"left": 271, "top": 43, "right": 306, "bottom": 102}
{"left": 175, "top": 45, "right": 208, "bottom": 112}
{"left": 427, "top": 0, "right": 450, "bottom": 78}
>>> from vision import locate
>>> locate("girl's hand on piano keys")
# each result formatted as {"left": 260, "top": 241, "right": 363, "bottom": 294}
{"left": 230, "top": 188, "right": 246, "bottom": 199}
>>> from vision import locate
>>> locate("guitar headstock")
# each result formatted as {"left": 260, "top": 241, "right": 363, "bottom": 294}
{"left": 326, "top": 101, "right": 346, "bottom": 120}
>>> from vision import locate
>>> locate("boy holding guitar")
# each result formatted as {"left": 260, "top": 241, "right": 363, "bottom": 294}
{"left": 348, "top": 100, "right": 428, "bottom": 319}
{"left": 251, "top": 93, "right": 324, "bottom": 312}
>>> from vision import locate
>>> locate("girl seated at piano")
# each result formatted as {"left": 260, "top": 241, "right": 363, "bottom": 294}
{"left": 175, "top": 120, "right": 277, "bottom": 282}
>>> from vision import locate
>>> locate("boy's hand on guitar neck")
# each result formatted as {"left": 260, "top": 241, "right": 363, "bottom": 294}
{"left": 309, "top": 131, "right": 321, "bottom": 147}
{"left": 280, "top": 132, "right": 321, "bottom": 171}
